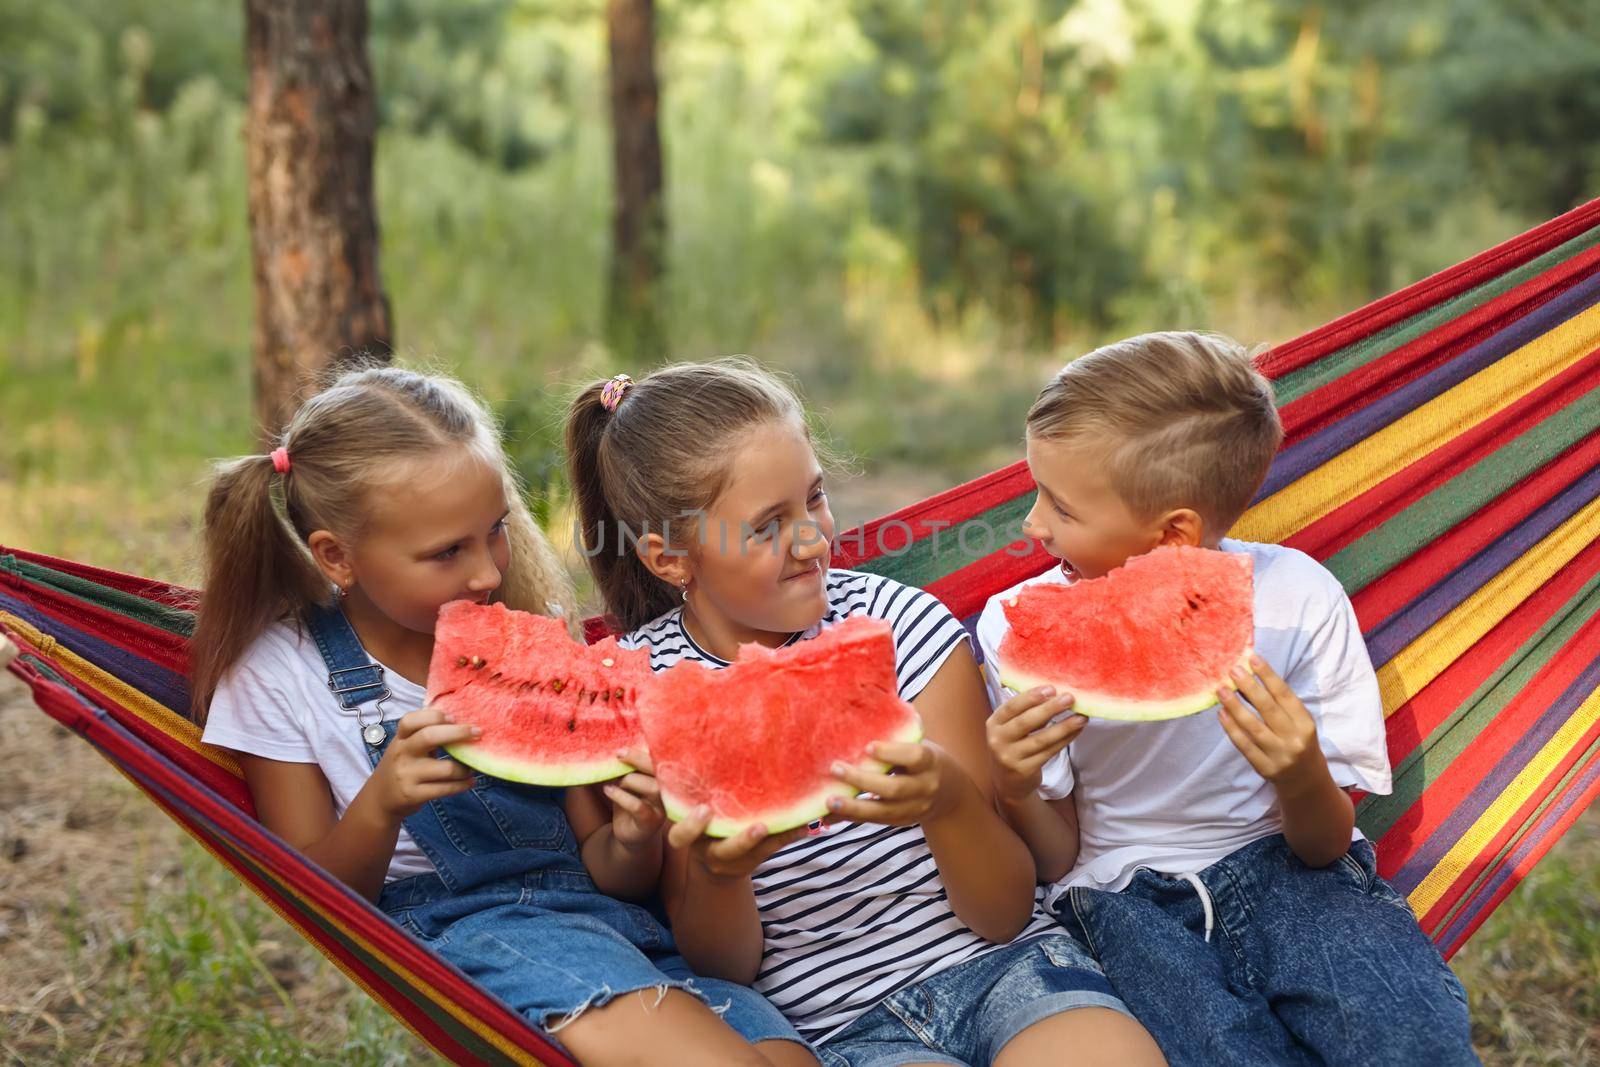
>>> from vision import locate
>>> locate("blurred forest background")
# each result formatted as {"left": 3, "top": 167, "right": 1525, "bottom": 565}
{"left": 1, "top": 0, "right": 1597, "bottom": 1062}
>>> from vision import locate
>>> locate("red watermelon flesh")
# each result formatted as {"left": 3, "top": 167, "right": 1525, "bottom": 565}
{"left": 426, "top": 601, "right": 651, "bottom": 785}
{"left": 637, "top": 616, "right": 923, "bottom": 837}
{"left": 995, "top": 545, "right": 1255, "bottom": 721}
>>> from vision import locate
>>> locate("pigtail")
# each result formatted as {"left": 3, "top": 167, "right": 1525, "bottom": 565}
{"left": 188, "top": 453, "right": 329, "bottom": 721}
{"left": 496, "top": 473, "right": 578, "bottom": 633}
{"left": 565, "top": 382, "right": 679, "bottom": 632}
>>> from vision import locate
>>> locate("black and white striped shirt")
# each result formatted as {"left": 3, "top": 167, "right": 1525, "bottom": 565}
{"left": 622, "top": 569, "right": 1054, "bottom": 1041}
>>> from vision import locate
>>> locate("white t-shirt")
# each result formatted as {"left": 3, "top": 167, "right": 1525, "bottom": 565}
{"left": 202, "top": 622, "right": 435, "bottom": 881}
{"left": 977, "top": 539, "right": 1392, "bottom": 908}
{"left": 622, "top": 569, "right": 1055, "bottom": 1042}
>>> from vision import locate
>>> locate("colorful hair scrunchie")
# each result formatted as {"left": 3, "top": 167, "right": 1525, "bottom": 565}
{"left": 600, "top": 373, "right": 634, "bottom": 414}
{"left": 270, "top": 447, "right": 291, "bottom": 474}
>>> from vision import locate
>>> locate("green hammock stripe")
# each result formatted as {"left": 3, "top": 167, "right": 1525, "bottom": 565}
{"left": 1326, "top": 394, "right": 1600, "bottom": 594}
{"left": 850, "top": 494, "right": 1034, "bottom": 591}
{"left": 1357, "top": 571, "right": 1600, "bottom": 840}
{"left": 1275, "top": 225, "right": 1600, "bottom": 406}
{"left": 1, "top": 554, "right": 195, "bottom": 637}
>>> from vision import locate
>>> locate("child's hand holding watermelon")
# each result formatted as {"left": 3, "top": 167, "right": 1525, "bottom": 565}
{"left": 985, "top": 686, "right": 1087, "bottom": 803}
{"left": 602, "top": 747, "right": 668, "bottom": 850}
{"left": 667, "top": 808, "right": 807, "bottom": 882}
{"left": 823, "top": 739, "right": 966, "bottom": 827}
{"left": 370, "top": 707, "right": 481, "bottom": 818}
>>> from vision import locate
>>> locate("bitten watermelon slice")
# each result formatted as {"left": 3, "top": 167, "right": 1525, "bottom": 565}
{"left": 426, "top": 601, "right": 651, "bottom": 785}
{"left": 636, "top": 616, "right": 923, "bottom": 837}
{"left": 994, "top": 545, "right": 1255, "bottom": 721}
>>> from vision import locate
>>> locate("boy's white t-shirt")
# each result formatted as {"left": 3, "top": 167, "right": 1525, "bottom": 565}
{"left": 202, "top": 622, "right": 435, "bottom": 881}
{"left": 977, "top": 539, "right": 1392, "bottom": 908}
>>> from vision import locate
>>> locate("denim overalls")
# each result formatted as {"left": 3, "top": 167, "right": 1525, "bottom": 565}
{"left": 304, "top": 604, "right": 802, "bottom": 1045}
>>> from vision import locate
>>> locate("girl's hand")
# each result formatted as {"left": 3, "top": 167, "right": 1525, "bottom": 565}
{"left": 604, "top": 746, "right": 667, "bottom": 850}
{"left": 985, "top": 687, "right": 1085, "bottom": 803}
{"left": 1218, "top": 655, "right": 1328, "bottom": 794}
{"left": 667, "top": 807, "right": 806, "bottom": 883}
{"left": 823, "top": 740, "right": 963, "bottom": 827}
{"left": 371, "top": 707, "right": 478, "bottom": 818}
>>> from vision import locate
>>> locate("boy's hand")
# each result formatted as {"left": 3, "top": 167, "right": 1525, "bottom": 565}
{"left": 1217, "top": 654, "right": 1329, "bottom": 794}
{"left": 604, "top": 747, "right": 667, "bottom": 850}
{"left": 667, "top": 807, "right": 806, "bottom": 882}
{"left": 823, "top": 740, "right": 963, "bottom": 826}
{"left": 371, "top": 707, "right": 478, "bottom": 818}
{"left": 985, "top": 687, "right": 1085, "bottom": 803}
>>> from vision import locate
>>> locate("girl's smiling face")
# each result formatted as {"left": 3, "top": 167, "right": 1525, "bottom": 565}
{"left": 675, "top": 418, "right": 835, "bottom": 650}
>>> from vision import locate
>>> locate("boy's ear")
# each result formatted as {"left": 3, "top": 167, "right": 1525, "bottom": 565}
{"left": 1155, "top": 509, "right": 1206, "bottom": 549}
{"left": 635, "top": 531, "right": 692, "bottom": 590}
{"left": 306, "top": 530, "right": 355, "bottom": 591}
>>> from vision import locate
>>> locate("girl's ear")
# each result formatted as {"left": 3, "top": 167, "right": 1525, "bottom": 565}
{"left": 1155, "top": 508, "right": 1206, "bottom": 550}
{"left": 306, "top": 530, "right": 355, "bottom": 593}
{"left": 635, "top": 531, "right": 692, "bottom": 591}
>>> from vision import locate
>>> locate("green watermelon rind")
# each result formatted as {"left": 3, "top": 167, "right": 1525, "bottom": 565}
{"left": 996, "top": 648, "right": 1256, "bottom": 722}
{"left": 659, "top": 716, "right": 925, "bottom": 838}
{"left": 442, "top": 741, "right": 633, "bottom": 787}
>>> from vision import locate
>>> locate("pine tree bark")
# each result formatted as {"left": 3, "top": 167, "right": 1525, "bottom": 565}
{"left": 245, "top": 0, "right": 392, "bottom": 442}
{"left": 606, "top": 0, "right": 666, "bottom": 356}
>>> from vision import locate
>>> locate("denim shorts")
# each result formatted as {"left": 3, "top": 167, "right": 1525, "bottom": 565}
{"left": 381, "top": 870, "right": 803, "bottom": 1049}
{"left": 817, "top": 934, "right": 1131, "bottom": 1067}
{"left": 1053, "top": 835, "right": 1476, "bottom": 1067}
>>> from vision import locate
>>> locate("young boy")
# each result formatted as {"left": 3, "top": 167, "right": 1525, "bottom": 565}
{"left": 979, "top": 332, "right": 1477, "bottom": 1067}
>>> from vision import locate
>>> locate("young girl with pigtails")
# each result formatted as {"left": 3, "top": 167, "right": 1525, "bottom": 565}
{"left": 566, "top": 360, "right": 1165, "bottom": 1067}
{"left": 192, "top": 365, "right": 814, "bottom": 1066}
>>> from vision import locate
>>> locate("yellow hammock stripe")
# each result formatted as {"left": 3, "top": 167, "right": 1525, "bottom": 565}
{"left": 1374, "top": 496, "right": 1600, "bottom": 715}
{"left": 0, "top": 611, "right": 240, "bottom": 777}
{"left": 1407, "top": 685, "right": 1600, "bottom": 918}
{"left": 1235, "top": 302, "right": 1600, "bottom": 544}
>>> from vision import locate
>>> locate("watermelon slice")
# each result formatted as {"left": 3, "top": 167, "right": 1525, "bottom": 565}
{"left": 426, "top": 601, "right": 651, "bottom": 785}
{"left": 994, "top": 545, "right": 1255, "bottom": 721}
{"left": 636, "top": 617, "right": 924, "bottom": 837}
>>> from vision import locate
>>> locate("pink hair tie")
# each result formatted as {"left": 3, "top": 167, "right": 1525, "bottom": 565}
{"left": 600, "top": 374, "right": 634, "bottom": 414}
{"left": 270, "top": 447, "right": 291, "bottom": 474}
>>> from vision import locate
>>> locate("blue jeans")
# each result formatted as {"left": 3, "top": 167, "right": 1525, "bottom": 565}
{"left": 381, "top": 870, "right": 800, "bottom": 1045}
{"left": 1052, "top": 835, "right": 1477, "bottom": 1067}
{"left": 817, "top": 934, "right": 1131, "bottom": 1067}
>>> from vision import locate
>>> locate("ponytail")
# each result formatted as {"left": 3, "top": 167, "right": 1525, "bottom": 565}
{"left": 189, "top": 452, "right": 330, "bottom": 720}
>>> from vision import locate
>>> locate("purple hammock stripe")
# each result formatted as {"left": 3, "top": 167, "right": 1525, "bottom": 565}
{"left": 0, "top": 586, "right": 192, "bottom": 715}
{"left": 1255, "top": 271, "right": 1600, "bottom": 501}
{"left": 1432, "top": 743, "right": 1600, "bottom": 946}
{"left": 1361, "top": 457, "right": 1600, "bottom": 670}
{"left": 1390, "top": 644, "right": 1600, "bottom": 893}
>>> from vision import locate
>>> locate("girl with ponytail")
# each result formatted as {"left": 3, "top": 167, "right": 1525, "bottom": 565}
{"left": 193, "top": 365, "right": 812, "bottom": 1065}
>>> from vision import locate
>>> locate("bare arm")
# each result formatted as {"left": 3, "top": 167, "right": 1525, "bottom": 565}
{"left": 986, "top": 686, "right": 1087, "bottom": 882}
{"left": 827, "top": 646, "right": 1040, "bottom": 942}
{"left": 660, "top": 813, "right": 804, "bottom": 984}
{"left": 565, "top": 771, "right": 665, "bottom": 901}
{"left": 238, "top": 708, "right": 477, "bottom": 902}
{"left": 1218, "top": 655, "right": 1354, "bottom": 868}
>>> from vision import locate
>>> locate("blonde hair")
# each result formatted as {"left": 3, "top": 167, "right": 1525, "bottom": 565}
{"left": 566, "top": 358, "right": 810, "bottom": 632}
{"left": 190, "top": 365, "right": 575, "bottom": 720}
{"left": 1027, "top": 331, "right": 1283, "bottom": 534}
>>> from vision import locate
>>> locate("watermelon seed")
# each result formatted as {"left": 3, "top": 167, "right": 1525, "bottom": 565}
{"left": 615, "top": 688, "right": 627, "bottom": 702}
{"left": 455, "top": 656, "right": 468, "bottom": 668}
{"left": 566, "top": 717, "right": 576, "bottom": 732}
{"left": 550, "top": 679, "right": 565, "bottom": 693}
{"left": 600, "top": 690, "right": 610, "bottom": 702}
{"left": 601, "top": 657, "right": 615, "bottom": 668}
{"left": 469, "top": 656, "right": 486, "bottom": 669}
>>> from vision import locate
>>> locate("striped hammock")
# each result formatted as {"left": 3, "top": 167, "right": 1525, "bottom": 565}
{"left": 6, "top": 195, "right": 1600, "bottom": 1065}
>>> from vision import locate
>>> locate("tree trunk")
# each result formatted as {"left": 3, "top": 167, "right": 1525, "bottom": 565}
{"left": 245, "top": 0, "right": 392, "bottom": 442}
{"left": 605, "top": 0, "right": 666, "bottom": 356}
